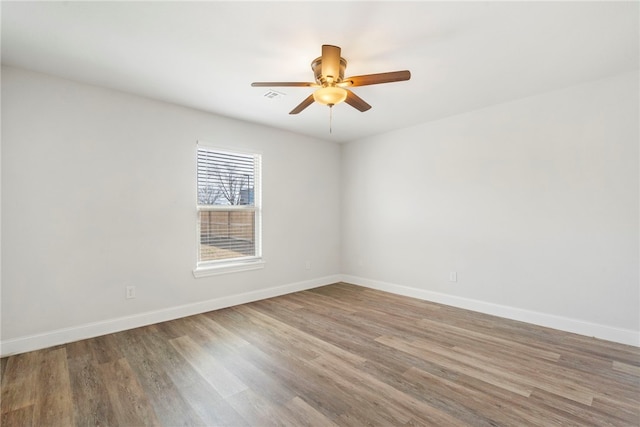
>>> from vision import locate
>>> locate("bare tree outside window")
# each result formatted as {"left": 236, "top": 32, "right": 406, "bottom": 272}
{"left": 198, "top": 185, "right": 221, "bottom": 205}
{"left": 215, "top": 165, "right": 247, "bottom": 205}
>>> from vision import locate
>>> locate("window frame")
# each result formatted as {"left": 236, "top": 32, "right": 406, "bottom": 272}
{"left": 193, "top": 143, "right": 264, "bottom": 278}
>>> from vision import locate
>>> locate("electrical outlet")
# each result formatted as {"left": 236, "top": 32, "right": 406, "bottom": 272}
{"left": 126, "top": 285, "right": 136, "bottom": 299}
{"left": 305, "top": 261, "right": 311, "bottom": 270}
{"left": 449, "top": 272, "right": 457, "bottom": 282}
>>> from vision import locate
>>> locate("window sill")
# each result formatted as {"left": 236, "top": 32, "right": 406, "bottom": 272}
{"left": 193, "top": 260, "right": 265, "bottom": 278}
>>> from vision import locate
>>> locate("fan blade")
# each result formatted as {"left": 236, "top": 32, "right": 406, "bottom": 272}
{"left": 251, "top": 82, "right": 316, "bottom": 87}
{"left": 344, "top": 89, "right": 371, "bottom": 112}
{"left": 289, "top": 94, "right": 315, "bottom": 114}
{"left": 342, "top": 70, "right": 411, "bottom": 87}
{"left": 321, "top": 45, "right": 341, "bottom": 82}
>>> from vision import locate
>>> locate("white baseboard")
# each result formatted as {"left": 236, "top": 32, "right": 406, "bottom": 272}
{"left": 0, "top": 275, "right": 341, "bottom": 357}
{"left": 3, "top": 273, "right": 637, "bottom": 356}
{"left": 341, "top": 275, "right": 640, "bottom": 347}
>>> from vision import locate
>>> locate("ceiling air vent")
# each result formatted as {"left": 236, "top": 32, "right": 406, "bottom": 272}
{"left": 263, "top": 90, "right": 286, "bottom": 99}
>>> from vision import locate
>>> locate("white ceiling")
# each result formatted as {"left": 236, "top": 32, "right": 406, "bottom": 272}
{"left": 2, "top": 1, "right": 638, "bottom": 143}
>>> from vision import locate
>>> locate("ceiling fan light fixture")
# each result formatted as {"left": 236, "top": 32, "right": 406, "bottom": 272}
{"left": 313, "top": 86, "right": 347, "bottom": 106}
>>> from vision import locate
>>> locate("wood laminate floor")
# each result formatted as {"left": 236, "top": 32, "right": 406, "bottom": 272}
{"left": 2, "top": 283, "right": 639, "bottom": 426}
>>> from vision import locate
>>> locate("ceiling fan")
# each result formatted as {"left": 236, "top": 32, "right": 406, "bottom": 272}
{"left": 251, "top": 45, "right": 411, "bottom": 115}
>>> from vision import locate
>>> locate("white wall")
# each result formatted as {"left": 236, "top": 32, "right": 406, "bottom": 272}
{"left": 1, "top": 66, "right": 342, "bottom": 354}
{"left": 342, "top": 71, "right": 639, "bottom": 344}
{"left": 2, "top": 66, "right": 638, "bottom": 354}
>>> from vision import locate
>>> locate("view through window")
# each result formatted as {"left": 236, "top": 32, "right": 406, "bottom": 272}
{"left": 197, "top": 146, "right": 261, "bottom": 266}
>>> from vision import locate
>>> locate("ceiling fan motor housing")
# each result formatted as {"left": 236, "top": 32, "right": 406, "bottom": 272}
{"left": 311, "top": 56, "right": 347, "bottom": 86}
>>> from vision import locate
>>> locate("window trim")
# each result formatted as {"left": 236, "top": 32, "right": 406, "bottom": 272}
{"left": 193, "top": 143, "right": 263, "bottom": 278}
{"left": 193, "top": 258, "right": 265, "bottom": 278}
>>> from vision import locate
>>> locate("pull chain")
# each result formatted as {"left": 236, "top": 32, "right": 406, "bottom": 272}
{"left": 329, "top": 105, "right": 333, "bottom": 133}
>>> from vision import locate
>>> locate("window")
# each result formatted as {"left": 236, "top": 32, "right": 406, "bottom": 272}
{"left": 194, "top": 145, "right": 262, "bottom": 276}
